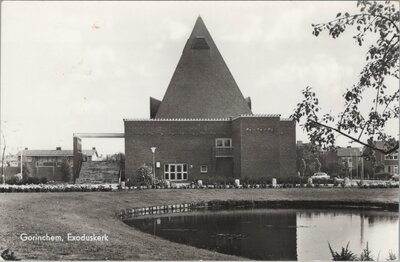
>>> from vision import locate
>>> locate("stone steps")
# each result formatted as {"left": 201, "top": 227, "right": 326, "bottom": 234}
{"left": 76, "top": 161, "right": 120, "bottom": 184}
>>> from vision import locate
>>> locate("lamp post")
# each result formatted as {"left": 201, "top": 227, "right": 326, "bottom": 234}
{"left": 150, "top": 147, "right": 157, "bottom": 183}
{"left": 20, "top": 148, "right": 23, "bottom": 175}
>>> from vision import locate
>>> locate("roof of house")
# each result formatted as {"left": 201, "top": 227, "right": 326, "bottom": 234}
{"left": 17, "top": 149, "right": 97, "bottom": 157}
{"left": 154, "top": 16, "right": 252, "bottom": 119}
{"left": 82, "top": 150, "right": 98, "bottom": 157}
{"left": 336, "top": 147, "right": 362, "bottom": 157}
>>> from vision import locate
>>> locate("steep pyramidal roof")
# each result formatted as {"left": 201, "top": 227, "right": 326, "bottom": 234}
{"left": 154, "top": 16, "right": 252, "bottom": 119}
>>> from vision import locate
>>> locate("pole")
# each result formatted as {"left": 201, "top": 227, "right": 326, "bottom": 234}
{"left": 150, "top": 147, "right": 157, "bottom": 183}
{"left": 20, "top": 149, "right": 23, "bottom": 175}
{"left": 349, "top": 150, "right": 352, "bottom": 180}
{"left": 356, "top": 152, "right": 358, "bottom": 179}
{"left": 361, "top": 156, "right": 364, "bottom": 182}
{"left": 152, "top": 152, "right": 155, "bottom": 181}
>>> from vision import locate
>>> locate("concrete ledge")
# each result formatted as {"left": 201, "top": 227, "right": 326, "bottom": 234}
{"left": 118, "top": 199, "right": 399, "bottom": 220}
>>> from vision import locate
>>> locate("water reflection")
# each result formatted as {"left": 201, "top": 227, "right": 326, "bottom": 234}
{"left": 125, "top": 208, "right": 398, "bottom": 260}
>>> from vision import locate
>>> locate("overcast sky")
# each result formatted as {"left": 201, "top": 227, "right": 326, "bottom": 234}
{"left": 1, "top": 1, "right": 398, "bottom": 155}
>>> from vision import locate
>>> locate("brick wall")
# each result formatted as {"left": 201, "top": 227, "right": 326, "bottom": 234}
{"left": 232, "top": 119, "right": 242, "bottom": 178}
{"left": 125, "top": 120, "right": 232, "bottom": 181}
{"left": 237, "top": 117, "right": 281, "bottom": 179}
{"left": 125, "top": 117, "right": 297, "bottom": 182}
{"left": 279, "top": 120, "right": 296, "bottom": 178}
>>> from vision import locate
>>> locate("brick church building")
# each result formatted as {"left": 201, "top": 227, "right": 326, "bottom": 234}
{"left": 124, "top": 16, "right": 296, "bottom": 182}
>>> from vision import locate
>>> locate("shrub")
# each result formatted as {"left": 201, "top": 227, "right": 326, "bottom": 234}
{"left": 6, "top": 176, "right": 47, "bottom": 185}
{"left": 14, "top": 173, "right": 22, "bottom": 183}
{"left": 60, "top": 158, "right": 72, "bottom": 183}
{"left": 26, "top": 177, "right": 41, "bottom": 185}
{"left": 205, "top": 176, "right": 235, "bottom": 186}
{"left": 21, "top": 164, "right": 32, "bottom": 182}
{"left": 328, "top": 242, "right": 357, "bottom": 261}
{"left": 241, "top": 176, "right": 275, "bottom": 186}
{"left": 359, "top": 243, "right": 374, "bottom": 261}
{"left": 387, "top": 250, "right": 397, "bottom": 261}
{"left": 1, "top": 249, "right": 19, "bottom": 260}
{"left": 135, "top": 164, "right": 153, "bottom": 186}
{"left": 154, "top": 178, "right": 169, "bottom": 187}
{"left": 6, "top": 176, "right": 19, "bottom": 185}
{"left": 125, "top": 178, "right": 135, "bottom": 189}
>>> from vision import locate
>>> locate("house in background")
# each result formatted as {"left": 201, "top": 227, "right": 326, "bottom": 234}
{"left": 336, "top": 147, "right": 363, "bottom": 178}
{"left": 82, "top": 147, "right": 102, "bottom": 162}
{"left": 124, "top": 17, "right": 296, "bottom": 182}
{"left": 363, "top": 141, "right": 398, "bottom": 177}
{"left": 17, "top": 147, "right": 99, "bottom": 181}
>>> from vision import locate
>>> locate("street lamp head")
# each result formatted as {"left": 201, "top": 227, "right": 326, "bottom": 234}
{"left": 150, "top": 147, "right": 157, "bottom": 153}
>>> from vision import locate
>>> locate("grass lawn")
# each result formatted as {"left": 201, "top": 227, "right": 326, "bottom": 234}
{"left": 0, "top": 188, "right": 398, "bottom": 260}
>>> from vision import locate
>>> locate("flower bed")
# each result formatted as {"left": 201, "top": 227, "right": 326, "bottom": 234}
{"left": 0, "top": 184, "right": 113, "bottom": 193}
{"left": 0, "top": 179, "right": 397, "bottom": 193}
{"left": 120, "top": 180, "right": 399, "bottom": 190}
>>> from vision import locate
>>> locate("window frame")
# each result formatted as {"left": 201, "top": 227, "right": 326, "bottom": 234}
{"left": 215, "top": 138, "right": 232, "bottom": 148}
{"left": 385, "top": 153, "right": 398, "bottom": 160}
{"left": 200, "top": 165, "right": 208, "bottom": 174}
{"left": 164, "top": 163, "right": 188, "bottom": 181}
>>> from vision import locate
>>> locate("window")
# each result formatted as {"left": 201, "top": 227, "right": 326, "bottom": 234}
{"left": 385, "top": 153, "right": 398, "bottom": 160}
{"left": 200, "top": 165, "right": 208, "bottom": 173}
{"left": 164, "top": 164, "right": 188, "bottom": 181}
{"left": 216, "top": 138, "right": 232, "bottom": 148}
{"left": 386, "top": 165, "right": 399, "bottom": 174}
{"left": 341, "top": 157, "right": 353, "bottom": 170}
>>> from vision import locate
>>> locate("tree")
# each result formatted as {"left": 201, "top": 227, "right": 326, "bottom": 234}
{"left": 22, "top": 163, "right": 32, "bottom": 181}
{"left": 344, "top": 159, "right": 350, "bottom": 178}
{"left": 1, "top": 133, "right": 5, "bottom": 179}
{"left": 60, "top": 158, "right": 72, "bottom": 183}
{"left": 136, "top": 163, "right": 153, "bottom": 186}
{"left": 292, "top": 0, "right": 399, "bottom": 155}
{"left": 300, "top": 158, "right": 306, "bottom": 177}
{"left": 315, "top": 158, "right": 322, "bottom": 172}
{"left": 326, "top": 162, "right": 341, "bottom": 177}
{"left": 296, "top": 143, "right": 325, "bottom": 176}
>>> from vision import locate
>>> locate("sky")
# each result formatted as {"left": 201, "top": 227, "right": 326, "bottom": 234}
{"left": 1, "top": 1, "right": 399, "bottom": 155}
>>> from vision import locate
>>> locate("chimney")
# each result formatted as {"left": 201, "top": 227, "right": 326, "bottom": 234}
{"left": 92, "top": 147, "right": 96, "bottom": 150}
{"left": 56, "top": 147, "right": 61, "bottom": 150}
{"left": 24, "top": 147, "right": 28, "bottom": 150}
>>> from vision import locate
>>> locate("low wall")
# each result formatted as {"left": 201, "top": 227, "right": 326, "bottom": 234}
{"left": 118, "top": 199, "right": 399, "bottom": 221}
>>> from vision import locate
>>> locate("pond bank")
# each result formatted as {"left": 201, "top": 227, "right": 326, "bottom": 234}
{"left": 119, "top": 199, "right": 398, "bottom": 220}
{"left": 0, "top": 188, "right": 398, "bottom": 260}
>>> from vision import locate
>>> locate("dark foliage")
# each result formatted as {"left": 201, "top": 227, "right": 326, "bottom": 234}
{"left": 1, "top": 249, "right": 20, "bottom": 260}
{"left": 292, "top": 1, "right": 399, "bottom": 155}
{"left": 6, "top": 176, "right": 48, "bottom": 185}
{"left": 60, "top": 158, "right": 72, "bottom": 183}
{"left": 328, "top": 242, "right": 358, "bottom": 261}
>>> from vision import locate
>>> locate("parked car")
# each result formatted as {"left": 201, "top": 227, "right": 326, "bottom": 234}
{"left": 311, "top": 172, "right": 330, "bottom": 180}
{"left": 391, "top": 174, "right": 399, "bottom": 181}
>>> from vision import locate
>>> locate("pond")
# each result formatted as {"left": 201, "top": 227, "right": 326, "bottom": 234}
{"left": 124, "top": 208, "right": 398, "bottom": 260}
